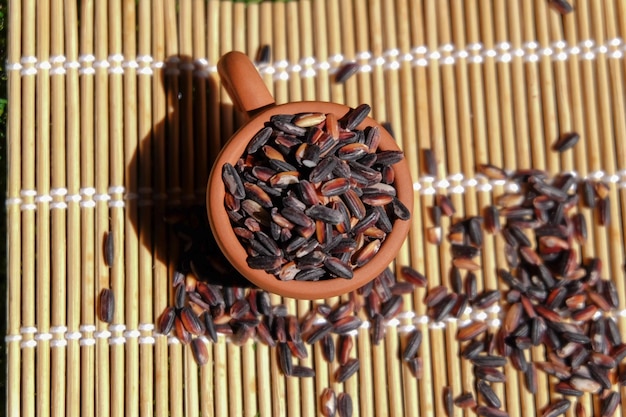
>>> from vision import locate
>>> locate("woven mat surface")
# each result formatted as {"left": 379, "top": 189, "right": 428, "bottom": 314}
{"left": 6, "top": 1, "right": 626, "bottom": 416}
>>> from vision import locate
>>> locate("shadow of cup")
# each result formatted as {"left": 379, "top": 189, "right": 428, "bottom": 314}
{"left": 127, "top": 55, "right": 252, "bottom": 289}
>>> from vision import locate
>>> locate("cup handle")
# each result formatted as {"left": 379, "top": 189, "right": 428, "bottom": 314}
{"left": 217, "top": 51, "right": 276, "bottom": 119}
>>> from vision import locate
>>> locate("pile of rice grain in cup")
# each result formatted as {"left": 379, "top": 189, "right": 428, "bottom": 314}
{"left": 221, "top": 104, "right": 410, "bottom": 283}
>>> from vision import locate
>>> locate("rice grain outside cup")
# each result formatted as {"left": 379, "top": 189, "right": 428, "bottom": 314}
{"left": 207, "top": 51, "right": 413, "bottom": 299}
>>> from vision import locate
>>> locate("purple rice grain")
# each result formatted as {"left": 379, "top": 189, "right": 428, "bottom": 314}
{"left": 371, "top": 313, "right": 385, "bottom": 345}
{"left": 337, "top": 393, "right": 353, "bottom": 417}
{"left": 476, "top": 406, "right": 509, "bottom": 417}
{"left": 98, "top": 288, "right": 115, "bottom": 324}
{"left": 443, "top": 386, "right": 453, "bottom": 416}
{"left": 474, "top": 366, "right": 506, "bottom": 383}
{"left": 454, "top": 392, "right": 477, "bottom": 409}
{"left": 600, "top": 391, "right": 619, "bottom": 417}
{"left": 104, "top": 231, "right": 115, "bottom": 267}
{"left": 277, "top": 342, "right": 293, "bottom": 376}
{"left": 407, "top": 357, "right": 423, "bottom": 379}
{"left": 191, "top": 338, "right": 209, "bottom": 366}
{"left": 334, "top": 61, "right": 359, "bottom": 84}
{"left": 400, "top": 266, "right": 428, "bottom": 287}
{"left": 402, "top": 329, "right": 423, "bottom": 361}
{"left": 423, "top": 148, "right": 437, "bottom": 177}
{"left": 157, "top": 306, "right": 176, "bottom": 334}
{"left": 320, "top": 388, "right": 337, "bottom": 417}
{"left": 321, "top": 334, "right": 335, "bottom": 363}
{"left": 541, "top": 399, "right": 570, "bottom": 417}
{"left": 337, "top": 334, "right": 353, "bottom": 366}
{"left": 552, "top": 131, "right": 580, "bottom": 152}
{"left": 255, "top": 44, "right": 271, "bottom": 64}
{"left": 335, "top": 358, "right": 360, "bottom": 383}
{"left": 291, "top": 365, "right": 315, "bottom": 378}
{"left": 477, "top": 380, "right": 501, "bottom": 408}
{"left": 548, "top": 0, "right": 573, "bottom": 14}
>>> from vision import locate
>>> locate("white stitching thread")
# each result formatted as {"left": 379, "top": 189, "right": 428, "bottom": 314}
{"left": 19, "top": 168, "right": 620, "bottom": 209}
{"left": 8, "top": 38, "right": 624, "bottom": 79}
{"left": 9, "top": 305, "right": 626, "bottom": 347}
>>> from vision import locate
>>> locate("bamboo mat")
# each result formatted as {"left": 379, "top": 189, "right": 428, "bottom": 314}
{"left": 5, "top": 0, "right": 626, "bottom": 416}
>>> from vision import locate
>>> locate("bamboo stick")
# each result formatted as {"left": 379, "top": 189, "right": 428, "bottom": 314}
{"left": 521, "top": 1, "right": 547, "bottom": 172}
{"left": 312, "top": 0, "right": 330, "bottom": 103}
{"left": 50, "top": 1, "right": 67, "bottom": 415}
{"left": 200, "top": 341, "right": 215, "bottom": 417}
{"left": 380, "top": 2, "right": 411, "bottom": 416}
{"left": 535, "top": 2, "right": 559, "bottom": 176}
{"left": 121, "top": 1, "right": 140, "bottom": 416}
{"left": 496, "top": 2, "right": 528, "bottom": 416}
{"left": 20, "top": 1, "right": 37, "bottom": 416}
{"left": 424, "top": 1, "right": 450, "bottom": 415}
{"left": 176, "top": 12, "right": 201, "bottom": 414}
{"left": 392, "top": 0, "right": 421, "bottom": 416}
{"left": 445, "top": 2, "right": 483, "bottom": 416}
{"left": 163, "top": 1, "right": 185, "bottom": 415}
{"left": 218, "top": 0, "right": 234, "bottom": 147}
{"left": 151, "top": 1, "right": 170, "bottom": 416}
{"left": 298, "top": 0, "right": 316, "bottom": 102}
{"left": 523, "top": 5, "right": 551, "bottom": 417}
{"left": 272, "top": 1, "right": 288, "bottom": 106}
{"left": 79, "top": 1, "right": 96, "bottom": 416}
{"left": 258, "top": 1, "right": 275, "bottom": 101}
{"left": 63, "top": 0, "right": 82, "bottom": 415}
{"left": 576, "top": 1, "right": 610, "bottom": 350}
{"left": 327, "top": 0, "right": 345, "bottom": 105}
{"left": 192, "top": 0, "right": 208, "bottom": 200}
{"left": 206, "top": 0, "right": 221, "bottom": 164}
{"left": 227, "top": 342, "right": 243, "bottom": 417}
{"left": 286, "top": 1, "right": 302, "bottom": 103}
{"left": 338, "top": 0, "right": 358, "bottom": 107}
{"left": 352, "top": 0, "right": 370, "bottom": 109}
{"left": 214, "top": 337, "right": 230, "bottom": 416}
{"left": 169, "top": 341, "right": 184, "bottom": 417}
{"left": 35, "top": 0, "right": 52, "bottom": 416}
{"left": 178, "top": 0, "right": 195, "bottom": 203}
{"left": 406, "top": 0, "right": 429, "bottom": 327}
{"left": 561, "top": 4, "right": 594, "bottom": 414}
{"left": 232, "top": 2, "right": 247, "bottom": 130}
{"left": 463, "top": 0, "right": 490, "bottom": 407}
{"left": 246, "top": 1, "right": 260, "bottom": 66}
{"left": 562, "top": 1, "right": 595, "bottom": 270}
{"left": 590, "top": 0, "right": 626, "bottom": 327}
{"left": 241, "top": 339, "right": 258, "bottom": 417}
{"left": 107, "top": 2, "right": 126, "bottom": 416}
{"left": 547, "top": 5, "right": 575, "bottom": 175}
{"left": 603, "top": 0, "right": 626, "bottom": 316}
{"left": 384, "top": 325, "right": 403, "bottom": 417}
{"left": 137, "top": 0, "right": 155, "bottom": 414}
{"left": 404, "top": 1, "right": 436, "bottom": 415}
{"left": 500, "top": 0, "right": 527, "bottom": 170}
{"left": 256, "top": 341, "right": 272, "bottom": 417}
{"left": 6, "top": 0, "right": 22, "bottom": 415}
{"left": 185, "top": 348, "right": 200, "bottom": 417}
{"left": 94, "top": 1, "right": 112, "bottom": 416}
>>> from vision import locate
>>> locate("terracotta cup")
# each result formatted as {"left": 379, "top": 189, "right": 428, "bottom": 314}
{"left": 207, "top": 51, "right": 413, "bottom": 299}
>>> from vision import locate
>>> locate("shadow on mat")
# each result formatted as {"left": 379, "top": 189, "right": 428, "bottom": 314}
{"left": 127, "top": 54, "right": 253, "bottom": 289}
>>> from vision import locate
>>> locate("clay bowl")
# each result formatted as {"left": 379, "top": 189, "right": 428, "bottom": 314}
{"left": 207, "top": 51, "right": 413, "bottom": 299}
